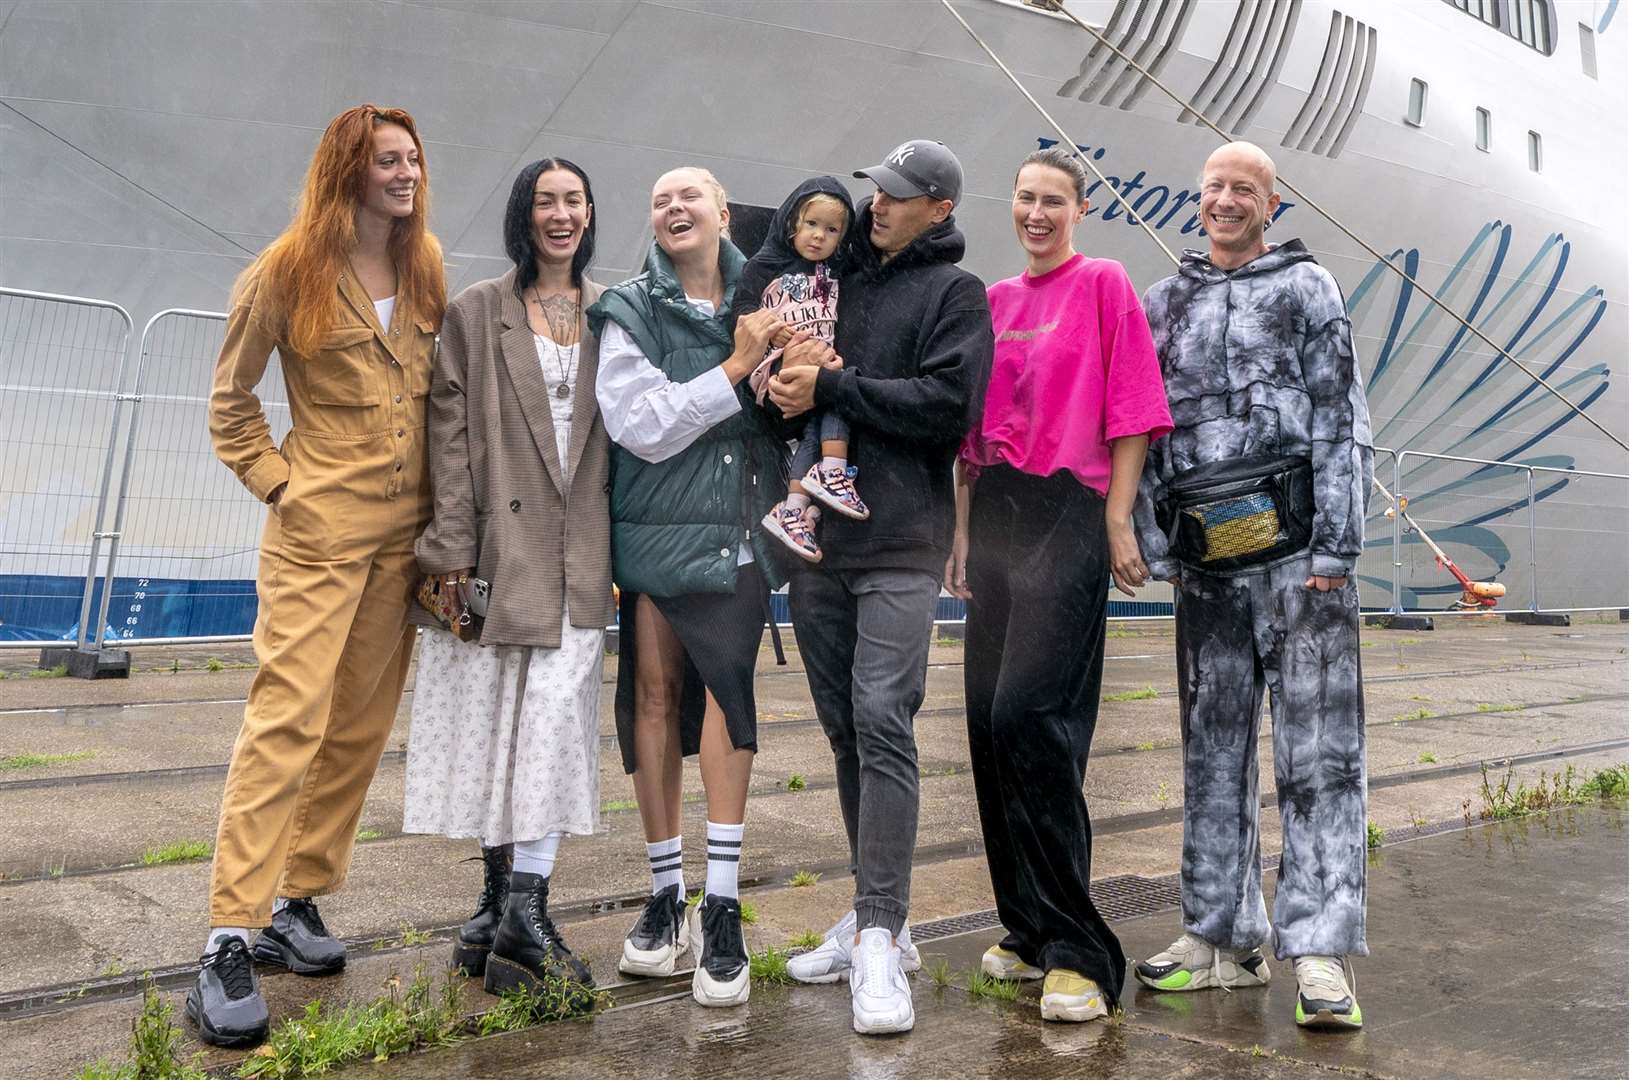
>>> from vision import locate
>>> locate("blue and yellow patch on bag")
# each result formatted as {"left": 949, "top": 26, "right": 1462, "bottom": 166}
{"left": 1183, "top": 491, "right": 1283, "bottom": 562}
{"left": 1160, "top": 454, "right": 1314, "bottom": 573}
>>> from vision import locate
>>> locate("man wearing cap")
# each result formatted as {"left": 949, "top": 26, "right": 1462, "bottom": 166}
{"left": 766, "top": 140, "right": 993, "bottom": 1035}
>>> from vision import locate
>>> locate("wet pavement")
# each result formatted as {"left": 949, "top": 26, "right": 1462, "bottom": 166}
{"left": 2, "top": 616, "right": 1626, "bottom": 1078}
{"left": 361, "top": 804, "right": 1629, "bottom": 1080}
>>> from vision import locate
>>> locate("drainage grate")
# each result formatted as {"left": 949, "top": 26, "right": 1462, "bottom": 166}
{"left": 910, "top": 874, "right": 1182, "bottom": 944}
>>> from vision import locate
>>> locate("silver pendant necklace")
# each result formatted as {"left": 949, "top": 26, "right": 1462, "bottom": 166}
{"left": 530, "top": 286, "right": 580, "bottom": 399}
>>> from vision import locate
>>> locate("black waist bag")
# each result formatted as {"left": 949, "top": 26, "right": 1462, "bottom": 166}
{"left": 1157, "top": 454, "right": 1314, "bottom": 574}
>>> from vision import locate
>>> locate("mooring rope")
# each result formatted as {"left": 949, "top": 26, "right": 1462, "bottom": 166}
{"left": 941, "top": 0, "right": 1629, "bottom": 454}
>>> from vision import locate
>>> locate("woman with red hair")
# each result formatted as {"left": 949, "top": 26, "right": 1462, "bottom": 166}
{"left": 193, "top": 104, "right": 445, "bottom": 1048}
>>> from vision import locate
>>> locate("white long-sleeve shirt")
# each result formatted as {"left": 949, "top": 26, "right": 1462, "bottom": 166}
{"left": 595, "top": 294, "right": 753, "bottom": 565}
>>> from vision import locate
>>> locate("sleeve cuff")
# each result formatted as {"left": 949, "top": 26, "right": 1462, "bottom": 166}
{"left": 243, "top": 452, "right": 290, "bottom": 504}
{"left": 1310, "top": 553, "right": 1355, "bottom": 578}
{"left": 813, "top": 366, "right": 847, "bottom": 408}
{"left": 691, "top": 364, "right": 743, "bottom": 425}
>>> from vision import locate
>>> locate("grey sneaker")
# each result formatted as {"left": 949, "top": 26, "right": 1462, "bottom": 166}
{"left": 1134, "top": 932, "right": 1270, "bottom": 991}
{"left": 252, "top": 897, "right": 346, "bottom": 975}
{"left": 186, "top": 937, "right": 269, "bottom": 1048}
{"left": 1294, "top": 955, "right": 1362, "bottom": 1029}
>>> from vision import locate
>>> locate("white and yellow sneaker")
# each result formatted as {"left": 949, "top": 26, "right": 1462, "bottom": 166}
{"left": 981, "top": 944, "right": 1044, "bottom": 981}
{"left": 1040, "top": 969, "right": 1108, "bottom": 1023}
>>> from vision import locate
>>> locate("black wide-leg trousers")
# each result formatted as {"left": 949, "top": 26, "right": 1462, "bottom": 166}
{"left": 964, "top": 464, "right": 1126, "bottom": 1004}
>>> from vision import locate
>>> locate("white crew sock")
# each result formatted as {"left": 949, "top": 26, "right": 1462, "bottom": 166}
{"left": 647, "top": 836, "right": 683, "bottom": 895}
{"left": 785, "top": 491, "right": 812, "bottom": 512}
{"left": 705, "top": 821, "right": 744, "bottom": 900}
{"left": 512, "top": 833, "right": 561, "bottom": 878}
{"left": 820, "top": 455, "right": 846, "bottom": 474}
{"left": 206, "top": 927, "right": 250, "bottom": 954}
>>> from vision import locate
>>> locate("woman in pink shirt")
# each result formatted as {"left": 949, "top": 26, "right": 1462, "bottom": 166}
{"left": 952, "top": 147, "right": 1172, "bottom": 1024}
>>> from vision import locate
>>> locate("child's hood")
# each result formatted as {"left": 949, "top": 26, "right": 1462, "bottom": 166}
{"left": 755, "top": 175, "right": 857, "bottom": 278}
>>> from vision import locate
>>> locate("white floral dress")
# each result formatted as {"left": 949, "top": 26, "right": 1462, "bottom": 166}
{"left": 403, "top": 341, "right": 603, "bottom": 844}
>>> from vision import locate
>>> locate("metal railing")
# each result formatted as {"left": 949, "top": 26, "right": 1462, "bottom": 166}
{"left": 3, "top": 287, "right": 1627, "bottom": 655}
{"left": 0, "top": 288, "right": 135, "bottom": 650}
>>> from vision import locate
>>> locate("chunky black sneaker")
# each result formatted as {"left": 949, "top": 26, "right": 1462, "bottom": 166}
{"left": 484, "top": 872, "right": 592, "bottom": 994}
{"left": 186, "top": 937, "right": 270, "bottom": 1048}
{"left": 691, "top": 894, "right": 749, "bottom": 1007}
{"left": 251, "top": 897, "right": 345, "bottom": 975}
{"left": 618, "top": 883, "right": 695, "bottom": 977}
{"left": 452, "top": 844, "right": 512, "bottom": 976}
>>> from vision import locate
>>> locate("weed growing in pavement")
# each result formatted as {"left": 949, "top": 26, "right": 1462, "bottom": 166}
{"left": 1408, "top": 694, "right": 1434, "bottom": 702}
{"left": 1395, "top": 707, "right": 1436, "bottom": 722}
{"left": 140, "top": 840, "right": 212, "bottom": 867}
{"left": 1366, "top": 821, "right": 1384, "bottom": 850}
{"left": 1, "top": 750, "right": 95, "bottom": 770}
{"left": 786, "top": 772, "right": 806, "bottom": 791}
{"left": 399, "top": 923, "right": 432, "bottom": 948}
{"left": 1408, "top": 807, "right": 1429, "bottom": 828}
{"left": 1105, "top": 685, "right": 1158, "bottom": 702}
{"left": 966, "top": 970, "right": 1021, "bottom": 1002}
{"left": 1579, "top": 763, "right": 1629, "bottom": 799}
{"left": 73, "top": 978, "right": 210, "bottom": 1080}
{"left": 788, "top": 929, "right": 823, "bottom": 950}
{"left": 925, "top": 958, "right": 953, "bottom": 990}
{"left": 1418, "top": 751, "right": 1438, "bottom": 764}
{"left": 355, "top": 827, "right": 383, "bottom": 842}
{"left": 49, "top": 858, "right": 67, "bottom": 879}
{"left": 741, "top": 901, "right": 759, "bottom": 926}
{"left": 1135, "top": 741, "right": 1156, "bottom": 751}
{"left": 242, "top": 966, "right": 466, "bottom": 1076}
{"left": 97, "top": 959, "right": 127, "bottom": 978}
{"left": 477, "top": 974, "right": 608, "bottom": 1035}
{"left": 1250, "top": 1044, "right": 1277, "bottom": 1058}
{"left": 789, "top": 869, "right": 820, "bottom": 887}
{"left": 1474, "top": 702, "right": 1522, "bottom": 713}
{"left": 749, "top": 947, "right": 793, "bottom": 986}
{"left": 27, "top": 664, "right": 69, "bottom": 679}
{"left": 1358, "top": 640, "right": 1375, "bottom": 648}
{"left": 205, "top": 657, "right": 225, "bottom": 672}
{"left": 1105, "top": 628, "right": 1141, "bottom": 639}
{"left": 1471, "top": 763, "right": 1629, "bottom": 819}
{"left": 1155, "top": 781, "right": 1171, "bottom": 810}
{"left": 1396, "top": 638, "right": 1423, "bottom": 646}
{"left": 601, "top": 798, "right": 639, "bottom": 812}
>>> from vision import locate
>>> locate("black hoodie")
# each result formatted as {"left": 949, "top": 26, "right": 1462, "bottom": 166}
{"left": 729, "top": 175, "right": 856, "bottom": 331}
{"left": 800, "top": 197, "right": 994, "bottom": 576}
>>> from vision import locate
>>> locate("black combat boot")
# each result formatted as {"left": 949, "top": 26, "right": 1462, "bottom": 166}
{"left": 483, "top": 871, "right": 592, "bottom": 994}
{"left": 452, "top": 844, "right": 512, "bottom": 976}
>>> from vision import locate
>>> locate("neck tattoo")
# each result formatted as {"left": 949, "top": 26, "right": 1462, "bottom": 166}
{"left": 531, "top": 286, "right": 580, "bottom": 399}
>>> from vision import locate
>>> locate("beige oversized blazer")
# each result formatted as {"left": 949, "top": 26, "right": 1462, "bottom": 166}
{"left": 413, "top": 270, "right": 613, "bottom": 646}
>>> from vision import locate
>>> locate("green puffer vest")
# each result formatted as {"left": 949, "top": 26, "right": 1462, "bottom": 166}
{"left": 587, "top": 240, "right": 784, "bottom": 598}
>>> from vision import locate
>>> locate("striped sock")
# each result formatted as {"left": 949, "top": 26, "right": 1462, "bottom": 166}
{"left": 705, "top": 821, "right": 744, "bottom": 900}
{"left": 513, "top": 833, "right": 561, "bottom": 879}
{"left": 647, "top": 836, "right": 682, "bottom": 895}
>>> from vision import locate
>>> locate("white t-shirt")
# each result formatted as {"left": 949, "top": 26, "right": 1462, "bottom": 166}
{"left": 373, "top": 295, "right": 396, "bottom": 329}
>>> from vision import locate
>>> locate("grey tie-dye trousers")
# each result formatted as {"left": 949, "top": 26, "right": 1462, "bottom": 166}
{"left": 1173, "top": 554, "right": 1369, "bottom": 961}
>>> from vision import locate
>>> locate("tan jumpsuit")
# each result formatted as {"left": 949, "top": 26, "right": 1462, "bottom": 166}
{"left": 207, "top": 266, "right": 436, "bottom": 927}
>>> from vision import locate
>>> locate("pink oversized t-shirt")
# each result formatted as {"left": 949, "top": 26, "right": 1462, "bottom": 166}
{"left": 960, "top": 253, "right": 1172, "bottom": 496}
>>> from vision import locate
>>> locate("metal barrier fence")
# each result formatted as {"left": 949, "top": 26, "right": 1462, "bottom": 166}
{"left": 3, "top": 286, "right": 1628, "bottom": 655}
{"left": 91, "top": 310, "right": 289, "bottom": 647}
{"left": 0, "top": 288, "right": 135, "bottom": 649}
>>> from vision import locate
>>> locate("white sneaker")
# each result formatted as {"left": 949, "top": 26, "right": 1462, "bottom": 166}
{"left": 849, "top": 927, "right": 914, "bottom": 1034}
{"left": 787, "top": 909, "right": 923, "bottom": 984}
{"left": 981, "top": 944, "right": 1044, "bottom": 981}
{"left": 1133, "top": 931, "right": 1270, "bottom": 992}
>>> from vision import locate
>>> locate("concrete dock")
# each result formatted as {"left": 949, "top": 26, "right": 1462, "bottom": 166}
{"left": 1, "top": 614, "right": 1625, "bottom": 1078}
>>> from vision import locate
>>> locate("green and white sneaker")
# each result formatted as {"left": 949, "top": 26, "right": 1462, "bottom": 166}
{"left": 1134, "top": 932, "right": 1271, "bottom": 992}
{"left": 1293, "top": 955, "right": 1362, "bottom": 1029}
{"left": 981, "top": 944, "right": 1044, "bottom": 981}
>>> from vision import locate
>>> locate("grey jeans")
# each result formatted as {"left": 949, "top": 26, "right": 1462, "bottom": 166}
{"left": 789, "top": 567, "right": 939, "bottom": 935}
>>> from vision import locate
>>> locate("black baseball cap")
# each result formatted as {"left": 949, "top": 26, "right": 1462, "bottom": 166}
{"left": 854, "top": 140, "right": 964, "bottom": 207}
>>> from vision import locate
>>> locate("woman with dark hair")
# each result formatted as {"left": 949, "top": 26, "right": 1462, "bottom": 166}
{"left": 198, "top": 104, "right": 445, "bottom": 1048}
{"left": 404, "top": 157, "right": 611, "bottom": 997}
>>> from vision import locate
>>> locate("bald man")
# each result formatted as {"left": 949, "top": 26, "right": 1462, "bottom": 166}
{"left": 1128, "top": 141, "right": 1373, "bottom": 1030}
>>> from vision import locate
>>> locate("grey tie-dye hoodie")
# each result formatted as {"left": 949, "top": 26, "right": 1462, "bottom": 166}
{"left": 1132, "top": 239, "right": 1373, "bottom": 580}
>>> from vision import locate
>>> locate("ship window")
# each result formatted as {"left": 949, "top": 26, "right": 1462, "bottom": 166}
{"left": 1579, "top": 23, "right": 1598, "bottom": 78}
{"left": 1528, "top": 130, "right": 1542, "bottom": 172}
{"left": 1406, "top": 79, "right": 1428, "bottom": 127}
{"left": 1475, "top": 107, "right": 1491, "bottom": 151}
{"left": 1510, "top": 0, "right": 1552, "bottom": 51}
{"left": 1443, "top": 0, "right": 1498, "bottom": 29}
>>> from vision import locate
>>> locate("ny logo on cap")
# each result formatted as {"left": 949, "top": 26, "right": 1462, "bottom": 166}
{"left": 886, "top": 144, "right": 916, "bottom": 166}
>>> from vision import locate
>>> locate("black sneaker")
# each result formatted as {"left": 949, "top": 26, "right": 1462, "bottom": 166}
{"left": 691, "top": 894, "right": 749, "bottom": 1007}
{"left": 251, "top": 897, "right": 345, "bottom": 975}
{"left": 453, "top": 844, "right": 513, "bottom": 976}
{"left": 484, "top": 872, "right": 592, "bottom": 994}
{"left": 186, "top": 937, "right": 270, "bottom": 1048}
{"left": 618, "top": 884, "right": 694, "bottom": 977}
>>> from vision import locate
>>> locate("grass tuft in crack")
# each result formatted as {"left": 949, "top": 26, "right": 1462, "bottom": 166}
{"left": 141, "top": 840, "right": 212, "bottom": 867}
{"left": 788, "top": 929, "right": 823, "bottom": 951}
{"left": 73, "top": 979, "right": 209, "bottom": 1080}
{"left": 749, "top": 947, "right": 793, "bottom": 986}
{"left": 789, "top": 869, "right": 820, "bottom": 887}
{"left": 2, "top": 750, "right": 95, "bottom": 770}
{"left": 477, "top": 974, "right": 608, "bottom": 1034}
{"left": 966, "top": 969, "right": 1021, "bottom": 1002}
{"left": 1104, "top": 685, "right": 1157, "bottom": 702}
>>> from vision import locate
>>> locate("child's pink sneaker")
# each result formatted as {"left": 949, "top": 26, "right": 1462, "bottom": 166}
{"left": 801, "top": 464, "right": 870, "bottom": 520}
{"left": 762, "top": 503, "right": 822, "bottom": 562}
